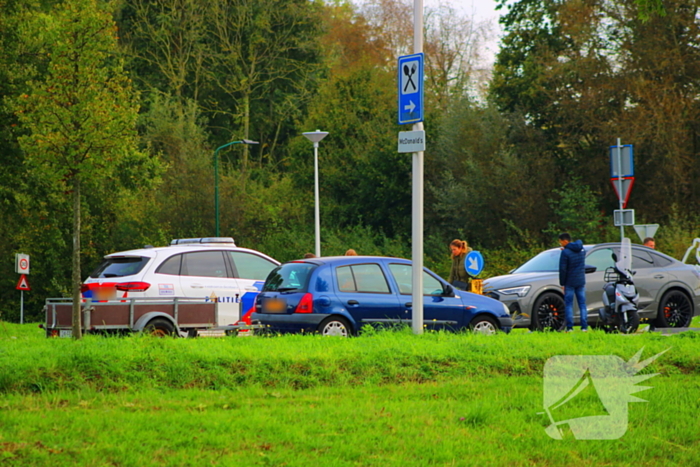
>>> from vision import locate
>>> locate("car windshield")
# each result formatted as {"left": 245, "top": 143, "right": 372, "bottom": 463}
{"left": 263, "top": 262, "right": 316, "bottom": 292}
{"left": 90, "top": 256, "right": 150, "bottom": 278}
{"left": 512, "top": 249, "right": 561, "bottom": 273}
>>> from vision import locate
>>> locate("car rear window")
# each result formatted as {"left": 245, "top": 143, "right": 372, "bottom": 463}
{"left": 651, "top": 253, "right": 673, "bottom": 267}
{"left": 631, "top": 249, "right": 654, "bottom": 269}
{"left": 90, "top": 256, "right": 150, "bottom": 278}
{"left": 180, "top": 251, "right": 228, "bottom": 277}
{"left": 336, "top": 263, "right": 391, "bottom": 294}
{"left": 263, "top": 262, "right": 316, "bottom": 292}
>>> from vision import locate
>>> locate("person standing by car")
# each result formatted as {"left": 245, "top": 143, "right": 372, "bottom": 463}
{"left": 558, "top": 233, "right": 588, "bottom": 332}
{"left": 643, "top": 237, "right": 656, "bottom": 249}
{"left": 448, "top": 239, "right": 472, "bottom": 290}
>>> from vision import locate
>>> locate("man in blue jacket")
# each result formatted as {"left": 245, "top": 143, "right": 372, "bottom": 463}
{"left": 558, "top": 232, "right": 588, "bottom": 332}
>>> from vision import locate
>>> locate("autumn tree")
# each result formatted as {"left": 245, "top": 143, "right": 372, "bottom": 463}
{"left": 14, "top": 0, "right": 157, "bottom": 338}
{"left": 491, "top": 0, "right": 700, "bottom": 229}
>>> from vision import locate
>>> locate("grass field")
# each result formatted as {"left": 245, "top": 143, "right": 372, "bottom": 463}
{"left": 1, "top": 321, "right": 699, "bottom": 466}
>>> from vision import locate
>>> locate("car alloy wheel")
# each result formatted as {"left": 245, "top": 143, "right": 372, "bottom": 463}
{"left": 318, "top": 317, "right": 351, "bottom": 337}
{"left": 655, "top": 290, "right": 693, "bottom": 328}
{"left": 531, "top": 292, "right": 566, "bottom": 332}
{"left": 470, "top": 316, "right": 498, "bottom": 335}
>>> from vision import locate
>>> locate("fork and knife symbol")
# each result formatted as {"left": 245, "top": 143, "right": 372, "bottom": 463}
{"left": 403, "top": 63, "right": 417, "bottom": 93}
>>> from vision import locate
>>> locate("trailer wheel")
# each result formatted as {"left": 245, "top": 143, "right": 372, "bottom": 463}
{"left": 144, "top": 318, "right": 176, "bottom": 337}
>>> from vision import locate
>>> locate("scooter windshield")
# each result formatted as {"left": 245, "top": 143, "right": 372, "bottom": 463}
{"left": 616, "top": 237, "right": 633, "bottom": 278}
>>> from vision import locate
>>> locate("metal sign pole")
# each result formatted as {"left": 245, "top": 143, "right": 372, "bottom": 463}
{"left": 411, "top": 0, "right": 424, "bottom": 335}
{"left": 303, "top": 131, "right": 328, "bottom": 258}
{"left": 20, "top": 290, "right": 24, "bottom": 325}
{"left": 314, "top": 142, "right": 321, "bottom": 258}
{"left": 617, "top": 138, "right": 624, "bottom": 241}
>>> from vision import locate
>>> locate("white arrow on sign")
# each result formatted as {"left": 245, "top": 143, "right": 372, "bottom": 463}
{"left": 404, "top": 100, "right": 416, "bottom": 113}
{"left": 465, "top": 251, "right": 485, "bottom": 276}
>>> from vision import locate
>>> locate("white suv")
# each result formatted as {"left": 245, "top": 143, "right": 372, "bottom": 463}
{"left": 82, "top": 237, "right": 279, "bottom": 324}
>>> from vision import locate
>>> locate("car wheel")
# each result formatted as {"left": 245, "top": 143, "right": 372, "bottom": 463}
{"left": 470, "top": 316, "right": 498, "bottom": 335}
{"left": 531, "top": 293, "right": 566, "bottom": 332}
{"left": 654, "top": 290, "right": 693, "bottom": 328}
{"left": 144, "top": 318, "right": 176, "bottom": 337}
{"left": 318, "top": 317, "right": 351, "bottom": 337}
{"left": 617, "top": 310, "right": 640, "bottom": 334}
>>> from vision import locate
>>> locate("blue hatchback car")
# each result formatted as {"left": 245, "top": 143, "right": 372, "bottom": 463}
{"left": 250, "top": 256, "right": 513, "bottom": 336}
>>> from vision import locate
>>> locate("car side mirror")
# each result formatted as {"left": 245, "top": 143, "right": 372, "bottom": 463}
{"left": 585, "top": 265, "right": 597, "bottom": 274}
{"left": 612, "top": 253, "right": 618, "bottom": 262}
{"left": 444, "top": 284, "right": 455, "bottom": 297}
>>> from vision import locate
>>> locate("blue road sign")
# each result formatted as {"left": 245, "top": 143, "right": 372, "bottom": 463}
{"left": 609, "top": 144, "right": 634, "bottom": 178}
{"left": 398, "top": 53, "right": 424, "bottom": 124}
{"left": 465, "top": 251, "right": 484, "bottom": 277}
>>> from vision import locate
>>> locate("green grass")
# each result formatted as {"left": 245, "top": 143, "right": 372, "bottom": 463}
{"left": 2, "top": 377, "right": 699, "bottom": 466}
{"left": 1, "top": 322, "right": 699, "bottom": 466}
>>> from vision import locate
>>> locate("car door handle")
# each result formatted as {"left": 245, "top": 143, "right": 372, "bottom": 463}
{"left": 654, "top": 275, "right": 664, "bottom": 279}
{"left": 405, "top": 302, "right": 412, "bottom": 307}
{"left": 347, "top": 300, "right": 359, "bottom": 306}
{"left": 189, "top": 283, "right": 204, "bottom": 288}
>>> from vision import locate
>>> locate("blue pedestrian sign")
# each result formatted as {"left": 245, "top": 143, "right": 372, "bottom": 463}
{"left": 398, "top": 53, "right": 424, "bottom": 124}
{"left": 465, "top": 251, "right": 484, "bottom": 277}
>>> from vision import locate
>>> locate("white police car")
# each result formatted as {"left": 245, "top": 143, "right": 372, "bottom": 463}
{"left": 82, "top": 237, "right": 279, "bottom": 325}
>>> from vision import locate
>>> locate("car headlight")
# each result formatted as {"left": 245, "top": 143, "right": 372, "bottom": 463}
{"left": 495, "top": 286, "right": 531, "bottom": 297}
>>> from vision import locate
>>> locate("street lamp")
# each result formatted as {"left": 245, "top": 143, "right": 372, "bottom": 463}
{"left": 302, "top": 130, "right": 329, "bottom": 257}
{"left": 214, "top": 139, "right": 259, "bottom": 236}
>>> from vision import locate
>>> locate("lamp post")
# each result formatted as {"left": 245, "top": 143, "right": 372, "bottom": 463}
{"left": 302, "top": 130, "right": 329, "bottom": 257}
{"left": 214, "top": 139, "right": 259, "bottom": 237}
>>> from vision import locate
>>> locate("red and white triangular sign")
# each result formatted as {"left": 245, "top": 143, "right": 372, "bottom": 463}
{"left": 16, "top": 274, "right": 30, "bottom": 291}
{"left": 610, "top": 177, "right": 635, "bottom": 209}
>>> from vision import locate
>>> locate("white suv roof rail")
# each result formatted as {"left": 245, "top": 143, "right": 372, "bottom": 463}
{"left": 170, "top": 237, "right": 236, "bottom": 246}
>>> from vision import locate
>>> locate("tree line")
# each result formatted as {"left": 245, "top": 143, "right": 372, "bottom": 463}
{"left": 0, "top": 0, "right": 698, "bottom": 322}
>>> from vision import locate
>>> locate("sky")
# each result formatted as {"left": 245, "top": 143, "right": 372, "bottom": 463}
{"left": 424, "top": 0, "right": 503, "bottom": 66}
{"left": 352, "top": 0, "right": 506, "bottom": 67}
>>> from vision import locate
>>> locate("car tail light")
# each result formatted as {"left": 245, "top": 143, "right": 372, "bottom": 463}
{"left": 294, "top": 293, "right": 314, "bottom": 313}
{"left": 115, "top": 282, "right": 151, "bottom": 292}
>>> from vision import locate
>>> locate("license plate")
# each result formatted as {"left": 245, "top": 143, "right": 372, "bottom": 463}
{"left": 263, "top": 298, "right": 286, "bottom": 313}
{"left": 93, "top": 285, "right": 117, "bottom": 301}
{"left": 59, "top": 330, "right": 72, "bottom": 338}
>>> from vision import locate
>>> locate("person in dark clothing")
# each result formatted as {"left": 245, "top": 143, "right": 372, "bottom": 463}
{"left": 448, "top": 239, "right": 472, "bottom": 290}
{"left": 558, "top": 232, "right": 588, "bottom": 332}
